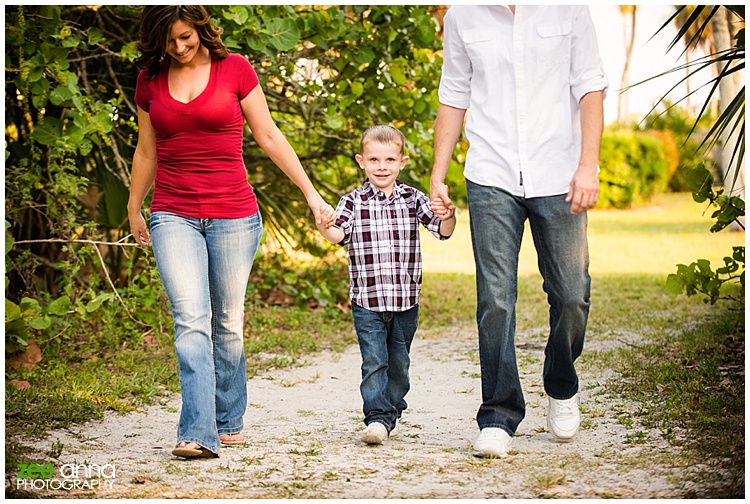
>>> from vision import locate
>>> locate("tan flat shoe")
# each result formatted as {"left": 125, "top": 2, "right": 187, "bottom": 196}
{"left": 172, "top": 442, "right": 218, "bottom": 459}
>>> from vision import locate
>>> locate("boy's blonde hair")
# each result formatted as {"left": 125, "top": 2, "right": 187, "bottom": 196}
{"left": 359, "top": 125, "right": 406, "bottom": 157}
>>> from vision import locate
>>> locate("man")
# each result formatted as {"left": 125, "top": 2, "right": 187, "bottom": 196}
{"left": 430, "top": 5, "right": 608, "bottom": 458}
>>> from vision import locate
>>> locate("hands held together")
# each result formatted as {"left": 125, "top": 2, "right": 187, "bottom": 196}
{"left": 430, "top": 180, "right": 456, "bottom": 222}
{"left": 317, "top": 201, "right": 337, "bottom": 229}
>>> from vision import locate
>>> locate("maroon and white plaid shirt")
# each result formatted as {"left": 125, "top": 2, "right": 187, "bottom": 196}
{"left": 334, "top": 180, "right": 449, "bottom": 313}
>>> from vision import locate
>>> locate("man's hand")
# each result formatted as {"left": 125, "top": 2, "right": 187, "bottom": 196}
{"left": 430, "top": 179, "right": 455, "bottom": 220}
{"left": 569, "top": 90, "right": 604, "bottom": 214}
{"left": 566, "top": 164, "right": 600, "bottom": 214}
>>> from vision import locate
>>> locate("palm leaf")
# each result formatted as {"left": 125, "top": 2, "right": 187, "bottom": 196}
{"left": 253, "top": 184, "right": 304, "bottom": 250}
{"left": 639, "top": 6, "right": 745, "bottom": 190}
{"left": 657, "top": 5, "right": 721, "bottom": 57}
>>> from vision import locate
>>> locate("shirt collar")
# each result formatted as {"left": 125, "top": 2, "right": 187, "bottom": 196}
{"left": 362, "top": 179, "right": 406, "bottom": 201}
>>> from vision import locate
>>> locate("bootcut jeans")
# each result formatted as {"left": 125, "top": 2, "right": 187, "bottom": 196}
{"left": 351, "top": 302, "right": 419, "bottom": 433}
{"left": 466, "top": 180, "right": 590, "bottom": 436}
{"left": 150, "top": 211, "right": 263, "bottom": 455}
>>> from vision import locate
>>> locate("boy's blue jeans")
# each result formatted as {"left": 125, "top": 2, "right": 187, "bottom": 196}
{"left": 351, "top": 302, "right": 419, "bottom": 433}
{"left": 466, "top": 180, "right": 590, "bottom": 436}
{"left": 150, "top": 211, "right": 263, "bottom": 454}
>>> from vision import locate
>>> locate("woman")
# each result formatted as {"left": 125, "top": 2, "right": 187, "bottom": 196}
{"left": 127, "top": 5, "right": 332, "bottom": 459}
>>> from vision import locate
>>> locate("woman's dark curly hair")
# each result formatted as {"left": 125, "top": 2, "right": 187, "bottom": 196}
{"left": 134, "top": 5, "right": 228, "bottom": 77}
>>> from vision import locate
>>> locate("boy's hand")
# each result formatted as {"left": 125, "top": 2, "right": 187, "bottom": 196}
{"left": 431, "top": 197, "right": 455, "bottom": 221}
{"left": 316, "top": 203, "right": 345, "bottom": 244}
{"left": 432, "top": 197, "right": 457, "bottom": 238}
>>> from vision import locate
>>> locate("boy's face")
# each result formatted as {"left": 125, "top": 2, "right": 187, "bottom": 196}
{"left": 355, "top": 141, "right": 408, "bottom": 196}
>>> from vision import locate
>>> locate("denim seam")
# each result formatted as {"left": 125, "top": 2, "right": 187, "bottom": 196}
{"left": 217, "top": 424, "right": 243, "bottom": 435}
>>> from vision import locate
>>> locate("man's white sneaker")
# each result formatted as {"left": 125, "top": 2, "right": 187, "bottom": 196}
{"left": 361, "top": 422, "right": 388, "bottom": 445}
{"left": 547, "top": 394, "right": 580, "bottom": 441}
{"left": 472, "top": 427, "right": 512, "bottom": 458}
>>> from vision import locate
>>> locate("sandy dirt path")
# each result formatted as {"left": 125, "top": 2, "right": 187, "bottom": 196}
{"left": 17, "top": 324, "right": 700, "bottom": 499}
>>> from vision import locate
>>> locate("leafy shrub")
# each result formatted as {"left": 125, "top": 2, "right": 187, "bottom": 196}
{"left": 642, "top": 102, "right": 718, "bottom": 192}
{"left": 666, "top": 165, "right": 745, "bottom": 305}
{"left": 598, "top": 127, "right": 672, "bottom": 209}
{"left": 647, "top": 129, "right": 680, "bottom": 181}
{"left": 248, "top": 250, "right": 349, "bottom": 309}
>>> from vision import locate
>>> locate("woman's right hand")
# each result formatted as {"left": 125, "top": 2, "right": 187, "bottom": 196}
{"left": 129, "top": 211, "right": 151, "bottom": 246}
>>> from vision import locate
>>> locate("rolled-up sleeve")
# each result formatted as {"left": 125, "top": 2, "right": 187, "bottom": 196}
{"left": 438, "top": 10, "right": 472, "bottom": 109}
{"left": 570, "top": 6, "right": 609, "bottom": 102}
{"left": 334, "top": 196, "right": 355, "bottom": 246}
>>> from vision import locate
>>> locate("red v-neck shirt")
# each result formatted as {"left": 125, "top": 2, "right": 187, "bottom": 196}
{"left": 135, "top": 53, "right": 260, "bottom": 218}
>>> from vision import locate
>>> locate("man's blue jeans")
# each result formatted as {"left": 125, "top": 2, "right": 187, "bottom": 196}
{"left": 150, "top": 211, "right": 263, "bottom": 454}
{"left": 351, "top": 303, "right": 419, "bottom": 433}
{"left": 466, "top": 181, "right": 590, "bottom": 436}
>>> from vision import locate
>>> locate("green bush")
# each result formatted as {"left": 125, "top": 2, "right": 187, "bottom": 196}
{"left": 642, "top": 102, "right": 718, "bottom": 192}
{"left": 598, "top": 127, "right": 672, "bottom": 209}
{"left": 666, "top": 165, "right": 745, "bottom": 306}
{"left": 248, "top": 250, "right": 349, "bottom": 309}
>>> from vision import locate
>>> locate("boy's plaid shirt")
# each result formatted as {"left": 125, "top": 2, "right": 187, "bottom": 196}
{"left": 334, "top": 180, "right": 448, "bottom": 313}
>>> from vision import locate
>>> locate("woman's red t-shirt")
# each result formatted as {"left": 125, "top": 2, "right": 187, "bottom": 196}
{"left": 135, "top": 53, "right": 260, "bottom": 218}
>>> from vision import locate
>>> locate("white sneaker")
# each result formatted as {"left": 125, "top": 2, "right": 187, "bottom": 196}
{"left": 547, "top": 394, "right": 580, "bottom": 441}
{"left": 472, "top": 427, "right": 512, "bottom": 458}
{"left": 361, "top": 422, "right": 388, "bottom": 445}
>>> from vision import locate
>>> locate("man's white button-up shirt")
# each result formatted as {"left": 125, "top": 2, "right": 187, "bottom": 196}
{"left": 438, "top": 5, "right": 609, "bottom": 198}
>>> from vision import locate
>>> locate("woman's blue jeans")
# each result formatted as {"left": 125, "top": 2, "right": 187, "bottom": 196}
{"left": 351, "top": 303, "right": 419, "bottom": 433}
{"left": 466, "top": 181, "right": 590, "bottom": 436}
{"left": 150, "top": 211, "right": 263, "bottom": 454}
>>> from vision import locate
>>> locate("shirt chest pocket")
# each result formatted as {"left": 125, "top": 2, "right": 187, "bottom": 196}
{"left": 461, "top": 28, "right": 503, "bottom": 72}
{"left": 534, "top": 22, "right": 572, "bottom": 77}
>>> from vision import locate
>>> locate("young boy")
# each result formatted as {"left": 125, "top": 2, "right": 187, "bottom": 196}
{"left": 317, "top": 125, "right": 456, "bottom": 445}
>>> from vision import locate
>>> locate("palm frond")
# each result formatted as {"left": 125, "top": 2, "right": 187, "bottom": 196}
{"left": 667, "top": 6, "right": 721, "bottom": 58}
{"left": 641, "top": 6, "right": 745, "bottom": 190}
{"left": 725, "top": 6, "right": 745, "bottom": 19}
{"left": 253, "top": 184, "right": 305, "bottom": 251}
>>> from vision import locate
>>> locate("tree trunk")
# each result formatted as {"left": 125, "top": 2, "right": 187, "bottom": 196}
{"left": 684, "top": 51, "right": 691, "bottom": 112}
{"left": 618, "top": 6, "right": 637, "bottom": 123}
{"left": 710, "top": 7, "right": 744, "bottom": 230}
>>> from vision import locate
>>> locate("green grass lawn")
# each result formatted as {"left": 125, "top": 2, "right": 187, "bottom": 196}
{"left": 420, "top": 192, "right": 744, "bottom": 334}
{"left": 420, "top": 192, "right": 742, "bottom": 277}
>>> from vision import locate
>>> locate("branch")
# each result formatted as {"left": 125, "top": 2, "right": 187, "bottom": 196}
{"left": 106, "top": 54, "right": 137, "bottom": 115}
{"left": 13, "top": 235, "right": 150, "bottom": 328}
{"left": 88, "top": 237, "right": 149, "bottom": 327}
{"left": 13, "top": 237, "right": 141, "bottom": 247}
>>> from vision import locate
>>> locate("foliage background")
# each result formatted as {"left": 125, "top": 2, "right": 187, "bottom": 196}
{"left": 4, "top": 5, "right": 740, "bottom": 354}
{"left": 4, "top": 5, "right": 454, "bottom": 347}
{"left": 4, "top": 4, "right": 448, "bottom": 292}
